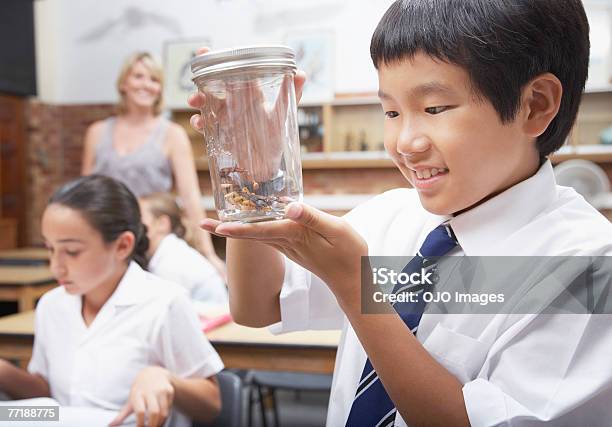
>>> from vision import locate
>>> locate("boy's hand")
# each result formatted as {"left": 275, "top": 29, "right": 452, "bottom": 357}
{"left": 187, "top": 47, "right": 307, "bottom": 181}
{"left": 201, "top": 203, "right": 368, "bottom": 306}
{"left": 109, "top": 366, "right": 174, "bottom": 427}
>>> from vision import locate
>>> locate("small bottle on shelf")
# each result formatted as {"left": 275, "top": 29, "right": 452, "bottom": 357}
{"left": 359, "top": 130, "right": 369, "bottom": 151}
{"left": 344, "top": 132, "right": 354, "bottom": 151}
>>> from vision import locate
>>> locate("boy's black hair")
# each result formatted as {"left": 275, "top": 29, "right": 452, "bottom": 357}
{"left": 371, "top": 0, "right": 590, "bottom": 161}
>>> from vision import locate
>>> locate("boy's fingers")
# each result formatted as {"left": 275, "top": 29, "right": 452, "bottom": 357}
{"left": 189, "top": 114, "right": 204, "bottom": 133}
{"left": 145, "top": 395, "right": 161, "bottom": 427}
{"left": 187, "top": 92, "right": 204, "bottom": 109}
{"left": 201, "top": 218, "right": 222, "bottom": 233}
{"left": 108, "top": 403, "right": 132, "bottom": 426}
{"left": 295, "top": 70, "right": 307, "bottom": 103}
{"left": 215, "top": 219, "right": 298, "bottom": 241}
{"left": 158, "top": 392, "right": 170, "bottom": 422}
{"left": 195, "top": 46, "right": 211, "bottom": 56}
{"left": 131, "top": 395, "right": 147, "bottom": 427}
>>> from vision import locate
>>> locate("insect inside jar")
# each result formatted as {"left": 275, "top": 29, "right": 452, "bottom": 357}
{"left": 219, "top": 166, "right": 281, "bottom": 213}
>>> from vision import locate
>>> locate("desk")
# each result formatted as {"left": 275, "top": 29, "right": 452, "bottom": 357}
{"left": 0, "top": 310, "right": 35, "bottom": 368}
{"left": 0, "top": 266, "right": 56, "bottom": 311}
{"left": 0, "top": 247, "right": 49, "bottom": 266}
{"left": 207, "top": 322, "right": 340, "bottom": 374}
{"left": 0, "top": 310, "right": 341, "bottom": 374}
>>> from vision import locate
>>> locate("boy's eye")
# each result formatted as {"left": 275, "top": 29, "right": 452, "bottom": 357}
{"left": 65, "top": 250, "right": 81, "bottom": 257}
{"left": 425, "top": 106, "right": 449, "bottom": 115}
{"left": 385, "top": 111, "right": 399, "bottom": 119}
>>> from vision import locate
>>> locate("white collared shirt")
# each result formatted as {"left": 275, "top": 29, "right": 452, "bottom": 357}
{"left": 148, "top": 234, "right": 228, "bottom": 305}
{"left": 273, "top": 161, "right": 612, "bottom": 426}
{"left": 28, "top": 262, "right": 224, "bottom": 427}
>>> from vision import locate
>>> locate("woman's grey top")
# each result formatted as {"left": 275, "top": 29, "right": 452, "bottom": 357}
{"left": 92, "top": 117, "right": 173, "bottom": 197}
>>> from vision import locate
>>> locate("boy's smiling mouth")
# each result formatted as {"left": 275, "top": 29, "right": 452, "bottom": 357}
{"left": 413, "top": 167, "right": 449, "bottom": 179}
{"left": 407, "top": 166, "right": 449, "bottom": 190}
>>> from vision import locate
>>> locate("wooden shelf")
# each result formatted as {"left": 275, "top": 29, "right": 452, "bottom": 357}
{"left": 178, "top": 89, "right": 612, "bottom": 170}
{"left": 195, "top": 145, "right": 612, "bottom": 171}
{"left": 196, "top": 151, "right": 395, "bottom": 171}
{"left": 584, "top": 85, "right": 612, "bottom": 94}
{"left": 551, "top": 145, "right": 612, "bottom": 163}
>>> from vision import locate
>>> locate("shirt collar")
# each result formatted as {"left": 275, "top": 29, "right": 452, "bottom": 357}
{"left": 447, "top": 160, "right": 557, "bottom": 255}
{"left": 109, "top": 261, "right": 153, "bottom": 307}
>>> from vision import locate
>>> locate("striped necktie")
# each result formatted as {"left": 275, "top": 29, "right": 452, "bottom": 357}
{"left": 345, "top": 223, "right": 459, "bottom": 427}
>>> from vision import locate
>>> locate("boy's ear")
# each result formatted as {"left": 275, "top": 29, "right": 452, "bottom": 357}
{"left": 521, "top": 72, "right": 563, "bottom": 138}
{"left": 114, "top": 230, "right": 136, "bottom": 262}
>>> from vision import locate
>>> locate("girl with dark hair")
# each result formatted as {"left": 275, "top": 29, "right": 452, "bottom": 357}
{"left": 0, "top": 175, "right": 223, "bottom": 427}
{"left": 139, "top": 192, "right": 227, "bottom": 305}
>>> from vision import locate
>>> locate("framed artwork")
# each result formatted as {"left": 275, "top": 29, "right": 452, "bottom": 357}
{"left": 285, "top": 30, "right": 335, "bottom": 103}
{"left": 163, "top": 38, "right": 211, "bottom": 109}
{"left": 584, "top": 2, "right": 612, "bottom": 90}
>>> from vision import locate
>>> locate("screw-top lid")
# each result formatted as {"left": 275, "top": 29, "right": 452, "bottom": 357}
{"left": 191, "top": 45, "right": 297, "bottom": 81}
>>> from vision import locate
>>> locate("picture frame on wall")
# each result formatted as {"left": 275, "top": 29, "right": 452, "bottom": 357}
{"left": 584, "top": 1, "right": 612, "bottom": 91}
{"left": 285, "top": 30, "right": 335, "bottom": 104}
{"left": 163, "top": 38, "right": 211, "bottom": 109}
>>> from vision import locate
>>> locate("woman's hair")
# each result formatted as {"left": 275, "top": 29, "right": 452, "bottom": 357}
{"left": 139, "top": 192, "right": 194, "bottom": 246}
{"left": 48, "top": 175, "right": 149, "bottom": 269}
{"left": 116, "top": 51, "right": 164, "bottom": 116}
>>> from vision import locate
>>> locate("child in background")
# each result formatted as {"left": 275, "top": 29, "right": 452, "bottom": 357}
{"left": 139, "top": 192, "right": 228, "bottom": 305}
{"left": 0, "top": 175, "right": 223, "bottom": 427}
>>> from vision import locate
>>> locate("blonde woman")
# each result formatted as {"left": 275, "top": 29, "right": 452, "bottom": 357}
{"left": 82, "top": 52, "right": 225, "bottom": 278}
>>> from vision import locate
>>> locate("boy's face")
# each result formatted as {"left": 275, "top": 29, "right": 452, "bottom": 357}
{"left": 378, "top": 53, "right": 539, "bottom": 215}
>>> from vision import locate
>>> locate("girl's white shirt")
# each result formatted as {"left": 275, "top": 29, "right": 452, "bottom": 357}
{"left": 28, "top": 261, "right": 224, "bottom": 427}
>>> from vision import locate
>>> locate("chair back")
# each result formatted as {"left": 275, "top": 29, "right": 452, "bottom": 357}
{"left": 195, "top": 370, "right": 243, "bottom": 427}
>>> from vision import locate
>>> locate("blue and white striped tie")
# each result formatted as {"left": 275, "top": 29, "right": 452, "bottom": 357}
{"left": 345, "top": 224, "right": 459, "bottom": 427}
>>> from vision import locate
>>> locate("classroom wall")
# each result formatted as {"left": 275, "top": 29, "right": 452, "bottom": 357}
{"left": 34, "top": 0, "right": 395, "bottom": 105}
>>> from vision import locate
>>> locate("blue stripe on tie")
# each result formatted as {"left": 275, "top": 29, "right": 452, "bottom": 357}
{"left": 345, "top": 224, "right": 458, "bottom": 427}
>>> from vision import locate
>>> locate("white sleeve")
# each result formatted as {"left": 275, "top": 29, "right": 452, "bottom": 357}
{"left": 269, "top": 194, "right": 395, "bottom": 335}
{"left": 269, "top": 256, "right": 344, "bottom": 334}
{"left": 153, "top": 293, "right": 224, "bottom": 378}
{"left": 462, "top": 314, "right": 612, "bottom": 426}
{"left": 27, "top": 304, "right": 49, "bottom": 380}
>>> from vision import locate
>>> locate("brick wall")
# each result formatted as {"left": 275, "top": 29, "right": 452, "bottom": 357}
{"left": 25, "top": 101, "right": 115, "bottom": 244}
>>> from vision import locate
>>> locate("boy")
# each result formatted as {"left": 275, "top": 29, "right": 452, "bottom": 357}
{"left": 193, "top": 0, "right": 612, "bottom": 425}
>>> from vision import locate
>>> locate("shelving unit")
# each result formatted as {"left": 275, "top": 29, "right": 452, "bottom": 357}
{"left": 172, "top": 89, "right": 612, "bottom": 171}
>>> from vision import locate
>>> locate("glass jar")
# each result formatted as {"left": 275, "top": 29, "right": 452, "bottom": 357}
{"left": 191, "top": 46, "right": 303, "bottom": 223}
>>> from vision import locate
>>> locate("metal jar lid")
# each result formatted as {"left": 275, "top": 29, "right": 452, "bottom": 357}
{"left": 191, "top": 45, "right": 297, "bottom": 81}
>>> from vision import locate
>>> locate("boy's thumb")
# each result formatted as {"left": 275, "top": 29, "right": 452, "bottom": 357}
{"left": 285, "top": 202, "right": 338, "bottom": 235}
